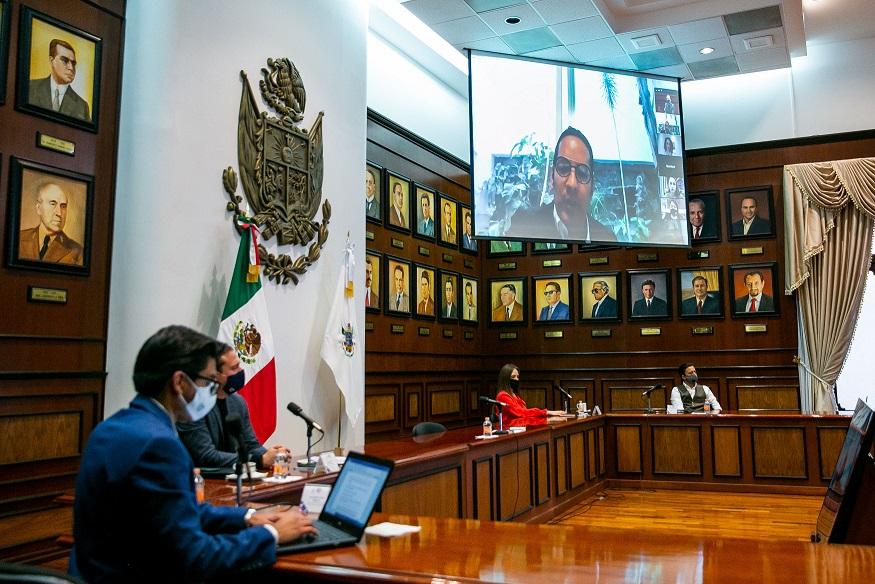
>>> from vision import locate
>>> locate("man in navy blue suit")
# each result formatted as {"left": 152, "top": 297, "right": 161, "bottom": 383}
{"left": 589, "top": 280, "right": 618, "bottom": 318}
{"left": 70, "top": 325, "right": 315, "bottom": 582}
{"left": 631, "top": 279, "right": 668, "bottom": 317}
{"left": 538, "top": 281, "right": 570, "bottom": 321}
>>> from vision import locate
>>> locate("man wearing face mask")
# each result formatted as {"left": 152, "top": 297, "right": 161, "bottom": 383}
{"left": 178, "top": 344, "right": 288, "bottom": 470}
{"left": 669, "top": 363, "right": 722, "bottom": 414}
{"left": 70, "top": 325, "right": 316, "bottom": 582}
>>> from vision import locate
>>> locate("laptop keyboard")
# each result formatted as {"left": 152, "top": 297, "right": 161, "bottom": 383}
{"left": 310, "top": 520, "right": 350, "bottom": 542}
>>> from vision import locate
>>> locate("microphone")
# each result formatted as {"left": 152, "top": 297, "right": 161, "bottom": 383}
{"left": 641, "top": 383, "right": 664, "bottom": 397}
{"left": 286, "top": 401, "right": 324, "bottom": 432}
{"left": 556, "top": 385, "right": 573, "bottom": 399}
{"left": 479, "top": 396, "right": 507, "bottom": 407}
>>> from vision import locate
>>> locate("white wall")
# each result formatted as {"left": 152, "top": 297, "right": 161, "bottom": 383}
{"left": 108, "top": 0, "right": 368, "bottom": 453}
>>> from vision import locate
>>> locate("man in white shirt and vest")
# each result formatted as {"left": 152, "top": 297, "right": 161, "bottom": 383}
{"left": 670, "top": 363, "right": 722, "bottom": 413}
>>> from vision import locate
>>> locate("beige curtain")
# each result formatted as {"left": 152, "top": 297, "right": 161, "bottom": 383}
{"left": 783, "top": 158, "right": 875, "bottom": 412}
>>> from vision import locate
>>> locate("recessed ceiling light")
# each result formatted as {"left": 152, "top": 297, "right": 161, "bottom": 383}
{"left": 505, "top": 16, "right": 521, "bottom": 25}
{"left": 700, "top": 47, "right": 715, "bottom": 55}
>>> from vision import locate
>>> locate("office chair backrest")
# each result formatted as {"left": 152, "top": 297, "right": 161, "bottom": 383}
{"left": 411, "top": 421, "right": 447, "bottom": 436}
{"left": 0, "top": 563, "right": 86, "bottom": 584}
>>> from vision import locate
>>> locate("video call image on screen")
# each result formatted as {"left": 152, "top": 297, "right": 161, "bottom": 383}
{"left": 469, "top": 51, "right": 687, "bottom": 247}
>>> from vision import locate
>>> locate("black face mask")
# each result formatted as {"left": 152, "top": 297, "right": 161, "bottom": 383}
{"left": 509, "top": 379, "right": 520, "bottom": 391}
{"left": 225, "top": 370, "right": 246, "bottom": 394}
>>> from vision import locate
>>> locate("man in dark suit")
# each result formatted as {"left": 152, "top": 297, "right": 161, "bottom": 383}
{"left": 590, "top": 280, "right": 618, "bottom": 318}
{"left": 735, "top": 270, "right": 775, "bottom": 313}
{"left": 538, "top": 281, "right": 570, "bottom": 320}
{"left": 365, "top": 168, "right": 380, "bottom": 219}
{"left": 492, "top": 283, "right": 523, "bottom": 321}
{"left": 730, "top": 196, "right": 770, "bottom": 236}
{"left": 441, "top": 202, "right": 456, "bottom": 244}
{"left": 681, "top": 275, "right": 721, "bottom": 316}
{"left": 508, "top": 126, "right": 616, "bottom": 243}
{"left": 18, "top": 182, "right": 83, "bottom": 265}
{"left": 631, "top": 279, "right": 668, "bottom": 317}
{"left": 28, "top": 39, "right": 91, "bottom": 122}
{"left": 688, "top": 198, "right": 715, "bottom": 240}
{"left": 442, "top": 279, "right": 457, "bottom": 318}
{"left": 417, "top": 271, "right": 435, "bottom": 316}
{"left": 70, "top": 326, "right": 315, "bottom": 582}
{"left": 388, "top": 181, "right": 407, "bottom": 228}
{"left": 418, "top": 193, "right": 435, "bottom": 236}
{"left": 461, "top": 211, "right": 477, "bottom": 251}
{"left": 391, "top": 265, "right": 410, "bottom": 312}
{"left": 364, "top": 256, "right": 379, "bottom": 309}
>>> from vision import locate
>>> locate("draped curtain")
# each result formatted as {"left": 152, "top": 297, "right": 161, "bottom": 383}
{"left": 783, "top": 158, "right": 875, "bottom": 412}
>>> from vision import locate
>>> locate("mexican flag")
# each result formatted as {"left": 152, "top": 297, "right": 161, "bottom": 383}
{"left": 218, "top": 221, "right": 277, "bottom": 442}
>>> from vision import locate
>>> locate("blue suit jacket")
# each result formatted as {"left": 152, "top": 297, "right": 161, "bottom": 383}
{"left": 70, "top": 395, "right": 276, "bottom": 583}
{"left": 178, "top": 393, "right": 267, "bottom": 469}
{"left": 539, "top": 301, "right": 570, "bottom": 320}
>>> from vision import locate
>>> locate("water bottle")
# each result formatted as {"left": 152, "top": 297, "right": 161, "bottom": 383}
{"left": 193, "top": 468, "right": 205, "bottom": 504}
{"left": 577, "top": 400, "right": 585, "bottom": 415}
{"left": 704, "top": 402, "right": 712, "bottom": 414}
{"left": 483, "top": 416, "right": 492, "bottom": 436}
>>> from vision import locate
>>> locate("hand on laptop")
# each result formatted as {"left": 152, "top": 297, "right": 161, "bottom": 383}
{"left": 259, "top": 508, "right": 318, "bottom": 544}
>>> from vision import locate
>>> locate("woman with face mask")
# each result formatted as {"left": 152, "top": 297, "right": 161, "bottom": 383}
{"left": 495, "top": 363, "right": 566, "bottom": 428}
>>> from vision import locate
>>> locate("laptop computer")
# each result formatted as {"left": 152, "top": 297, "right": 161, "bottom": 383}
{"left": 276, "top": 451, "right": 395, "bottom": 554}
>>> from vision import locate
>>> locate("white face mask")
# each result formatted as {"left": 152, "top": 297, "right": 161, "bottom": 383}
{"left": 180, "top": 373, "right": 217, "bottom": 422}
{"left": 686, "top": 374, "right": 698, "bottom": 384}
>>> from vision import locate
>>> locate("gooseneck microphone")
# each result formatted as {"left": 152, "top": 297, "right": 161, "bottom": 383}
{"left": 286, "top": 401, "right": 324, "bottom": 433}
{"left": 641, "top": 383, "right": 664, "bottom": 397}
{"left": 479, "top": 395, "right": 508, "bottom": 407}
{"left": 556, "top": 385, "right": 573, "bottom": 399}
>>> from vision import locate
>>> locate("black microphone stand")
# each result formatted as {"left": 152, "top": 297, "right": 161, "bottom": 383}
{"left": 227, "top": 434, "right": 245, "bottom": 507}
{"left": 493, "top": 403, "right": 509, "bottom": 435}
{"left": 298, "top": 423, "right": 318, "bottom": 470}
{"left": 645, "top": 390, "right": 655, "bottom": 414}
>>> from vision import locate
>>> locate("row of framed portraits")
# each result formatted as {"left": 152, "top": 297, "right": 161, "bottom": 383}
{"left": 686, "top": 186, "right": 776, "bottom": 243}
{"left": 0, "top": 3, "right": 102, "bottom": 132}
{"left": 365, "top": 251, "right": 779, "bottom": 325}
{"left": 366, "top": 161, "right": 478, "bottom": 254}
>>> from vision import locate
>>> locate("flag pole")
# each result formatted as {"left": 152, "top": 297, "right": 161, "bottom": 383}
{"left": 336, "top": 231, "right": 351, "bottom": 453}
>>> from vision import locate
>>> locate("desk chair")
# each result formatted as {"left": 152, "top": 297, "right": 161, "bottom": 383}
{"left": 0, "top": 563, "right": 86, "bottom": 584}
{"left": 411, "top": 422, "right": 447, "bottom": 436}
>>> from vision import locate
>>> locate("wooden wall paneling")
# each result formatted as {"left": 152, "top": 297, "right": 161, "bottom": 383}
{"left": 558, "top": 378, "right": 594, "bottom": 411}
{"left": 569, "top": 430, "right": 586, "bottom": 489}
{"left": 598, "top": 426, "right": 606, "bottom": 476}
{"left": 403, "top": 382, "right": 422, "bottom": 429}
{"left": 817, "top": 426, "right": 848, "bottom": 481}
{"left": 429, "top": 381, "right": 463, "bottom": 423}
{"left": 364, "top": 383, "right": 400, "bottom": 434}
{"left": 736, "top": 385, "right": 801, "bottom": 412}
{"left": 534, "top": 441, "right": 550, "bottom": 505}
{"left": 381, "top": 466, "right": 462, "bottom": 518}
{"left": 651, "top": 425, "right": 702, "bottom": 476}
{"left": 712, "top": 425, "right": 742, "bottom": 477}
{"left": 615, "top": 424, "right": 642, "bottom": 474}
{"left": 608, "top": 381, "right": 669, "bottom": 412}
{"left": 472, "top": 456, "right": 493, "bottom": 520}
{"left": 496, "top": 447, "right": 533, "bottom": 520}
{"left": 586, "top": 429, "right": 598, "bottom": 481}
{"left": 519, "top": 386, "right": 547, "bottom": 410}
{"left": 554, "top": 435, "right": 568, "bottom": 496}
{"left": 751, "top": 427, "right": 808, "bottom": 479}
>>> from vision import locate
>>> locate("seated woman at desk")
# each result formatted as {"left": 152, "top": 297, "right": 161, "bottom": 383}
{"left": 495, "top": 363, "right": 565, "bottom": 428}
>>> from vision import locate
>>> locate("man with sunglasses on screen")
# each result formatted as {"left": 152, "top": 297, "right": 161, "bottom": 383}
{"left": 508, "top": 127, "right": 615, "bottom": 243}
{"left": 28, "top": 38, "right": 91, "bottom": 122}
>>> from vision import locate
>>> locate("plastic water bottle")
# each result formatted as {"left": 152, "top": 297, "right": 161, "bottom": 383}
{"left": 193, "top": 468, "right": 205, "bottom": 504}
{"left": 483, "top": 417, "right": 492, "bottom": 436}
{"left": 704, "top": 402, "right": 712, "bottom": 414}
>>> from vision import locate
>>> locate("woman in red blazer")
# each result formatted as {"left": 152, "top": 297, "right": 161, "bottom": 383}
{"left": 495, "top": 363, "right": 565, "bottom": 428}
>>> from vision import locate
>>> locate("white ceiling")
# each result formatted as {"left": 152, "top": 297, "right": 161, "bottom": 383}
{"left": 400, "top": 0, "right": 875, "bottom": 80}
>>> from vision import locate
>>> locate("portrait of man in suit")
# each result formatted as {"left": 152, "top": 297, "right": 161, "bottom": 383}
{"left": 491, "top": 282, "right": 524, "bottom": 322}
{"left": 441, "top": 275, "right": 458, "bottom": 319}
{"left": 364, "top": 255, "right": 380, "bottom": 310}
{"left": 734, "top": 270, "right": 775, "bottom": 314}
{"left": 588, "top": 279, "right": 618, "bottom": 319}
{"left": 730, "top": 194, "right": 772, "bottom": 237}
{"left": 537, "top": 280, "right": 570, "bottom": 321}
{"left": 18, "top": 179, "right": 84, "bottom": 266}
{"left": 28, "top": 38, "right": 91, "bottom": 122}
{"left": 680, "top": 274, "right": 721, "bottom": 316}
{"left": 440, "top": 199, "right": 457, "bottom": 245}
{"left": 631, "top": 278, "right": 668, "bottom": 317}
{"left": 416, "top": 268, "right": 435, "bottom": 317}
{"left": 387, "top": 179, "right": 408, "bottom": 229}
{"left": 462, "top": 278, "right": 478, "bottom": 322}
{"left": 365, "top": 167, "right": 380, "bottom": 220}
{"left": 688, "top": 198, "right": 716, "bottom": 241}
{"left": 461, "top": 210, "right": 477, "bottom": 251}
{"left": 388, "top": 262, "right": 410, "bottom": 313}
{"left": 416, "top": 189, "right": 435, "bottom": 237}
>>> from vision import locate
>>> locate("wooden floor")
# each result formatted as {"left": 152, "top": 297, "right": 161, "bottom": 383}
{"left": 549, "top": 488, "right": 824, "bottom": 542}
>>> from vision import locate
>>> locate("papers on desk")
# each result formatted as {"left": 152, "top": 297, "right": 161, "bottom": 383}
{"left": 475, "top": 433, "right": 499, "bottom": 439}
{"left": 262, "top": 475, "right": 304, "bottom": 484}
{"left": 365, "top": 522, "right": 422, "bottom": 538}
{"left": 225, "top": 471, "right": 268, "bottom": 481}
{"left": 508, "top": 426, "right": 526, "bottom": 433}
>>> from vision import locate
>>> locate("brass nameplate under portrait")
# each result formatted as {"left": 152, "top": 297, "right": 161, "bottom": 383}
{"left": 688, "top": 250, "right": 710, "bottom": 259}
{"left": 418, "top": 327, "right": 431, "bottom": 336}
{"left": 640, "top": 327, "right": 662, "bottom": 336}
{"left": 442, "top": 253, "right": 453, "bottom": 263}
{"left": 543, "top": 259, "right": 561, "bottom": 268}
{"left": 499, "top": 332, "right": 518, "bottom": 340}
{"left": 391, "top": 238, "right": 405, "bottom": 249}
{"left": 498, "top": 262, "right": 517, "bottom": 270}
{"left": 589, "top": 257, "right": 608, "bottom": 265}
{"left": 418, "top": 246, "right": 430, "bottom": 256}
{"left": 365, "top": 230, "right": 375, "bottom": 241}
{"left": 464, "top": 331, "right": 475, "bottom": 340}
{"left": 442, "top": 329, "right": 453, "bottom": 338}
{"left": 464, "top": 259, "right": 474, "bottom": 269}
{"left": 741, "top": 247, "right": 764, "bottom": 256}
{"left": 391, "top": 324, "right": 405, "bottom": 334}
{"left": 637, "top": 253, "right": 658, "bottom": 262}
{"left": 591, "top": 329, "right": 612, "bottom": 337}
{"left": 692, "top": 326, "right": 714, "bottom": 335}
{"left": 365, "top": 321, "right": 375, "bottom": 331}
{"left": 745, "top": 324, "right": 767, "bottom": 333}
{"left": 36, "top": 132, "right": 75, "bottom": 156}
{"left": 544, "top": 331, "right": 563, "bottom": 339}
{"left": 28, "top": 286, "right": 68, "bottom": 304}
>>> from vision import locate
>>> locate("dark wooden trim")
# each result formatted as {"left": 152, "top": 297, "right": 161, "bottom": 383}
{"left": 368, "top": 108, "right": 469, "bottom": 172}
{"left": 0, "top": 371, "right": 107, "bottom": 380}
{"left": 686, "top": 128, "right": 875, "bottom": 158}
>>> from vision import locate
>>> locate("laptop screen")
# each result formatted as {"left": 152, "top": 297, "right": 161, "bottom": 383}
{"left": 322, "top": 454, "right": 393, "bottom": 529}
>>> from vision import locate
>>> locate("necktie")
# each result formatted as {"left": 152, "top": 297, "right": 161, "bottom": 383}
{"left": 647, "top": 300, "right": 651, "bottom": 309}
{"left": 39, "top": 235, "right": 51, "bottom": 259}
{"left": 53, "top": 88, "right": 60, "bottom": 111}
{"left": 505, "top": 307, "right": 511, "bottom": 320}
{"left": 548, "top": 306, "right": 554, "bottom": 319}
{"left": 592, "top": 303, "right": 598, "bottom": 317}
{"left": 365, "top": 293, "right": 370, "bottom": 307}
{"left": 750, "top": 297, "right": 757, "bottom": 312}
{"left": 396, "top": 295, "right": 401, "bottom": 310}
{"left": 695, "top": 226, "right": 701, "bottom": 239}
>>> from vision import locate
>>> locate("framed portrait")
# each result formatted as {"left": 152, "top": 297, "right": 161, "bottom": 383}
{"left": 687, "top": 191, "right": 720, "bottom": 244}
{"left": 365, "top": 162, "right": 382, "bottom": 224}
{"left": 729, "top": 263, "right": 779, "bottom": 317}
{"left": 6, "top": 157, "right": 93, "bottom": 275}
{"left": 459, "top": 204, "right": 478, "bottom": 254}
{"left": 461, "top": 276, "right": 479, "bottom": 323}
{"left": 532, "top": 242, "right": 571, "bottom": 254}
{"left": 627, "top": 269, "right": 672, "bottom": 320}
{"left": 579, "top": 271, "right": 621, "bottom": 322}
{"left": 413, "top": 184, "right": 436, "bottom": 241}
{"left": 385, "top": 171, "right": 411, "bottom": 233}
{"left": 533, "top": 274, "right": 573, "bottom": 323}
{"left": 385, "top": 256, "right": 412, "bottom": 316}
{"left": 364, "top": 251, "right": 382, "bottom": 314}
{"left": 726, "top": 186, "right": 775, "bottom": 240}
{"left": 438, "top": 270, "right": 460, "bottom": 321}
{"left": 488, "top": 277, "right": 527, "bottom": 325}
{"left": 677, "top": 266, "right": 724, "bottom": 319}
{"left": 437, "top": 194, "right": 458, "bottom": 249}
{"left": 15, "top": 6, "right": 102, "bottom": 132}
{"left": 0, "top": 0, "right": 11, "bottom": 104}
{"left": 414, "top": 264, "right": 437, "bottom": 320}
{"left": 488, "top": 240, "right": 525, "bottom": 256}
